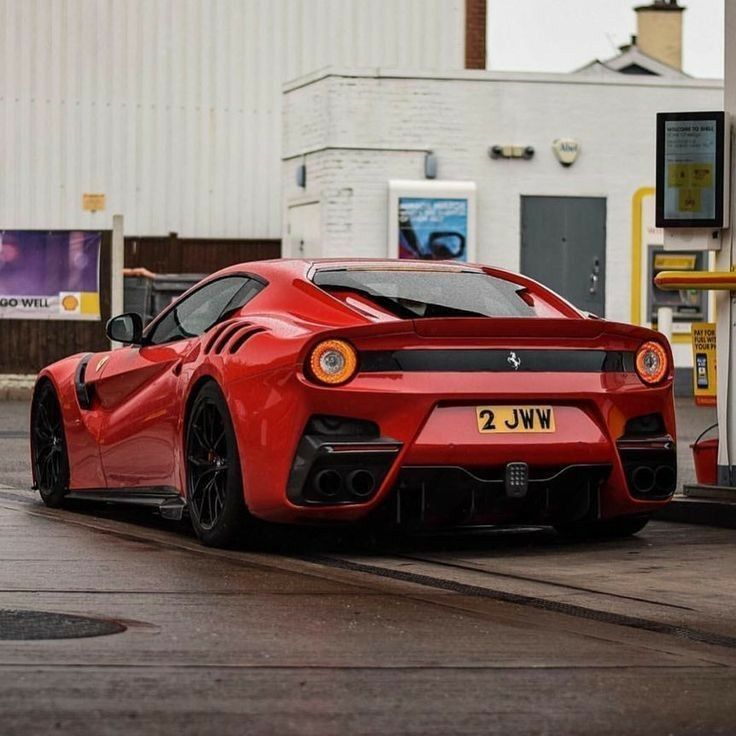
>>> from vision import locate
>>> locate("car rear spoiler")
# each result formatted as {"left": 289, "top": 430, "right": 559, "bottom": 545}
{"left": 310, "top": 317, "right": 662, "bottom": 353}
{"left": 411, "top": 317, "right": 657, "bottom": 344}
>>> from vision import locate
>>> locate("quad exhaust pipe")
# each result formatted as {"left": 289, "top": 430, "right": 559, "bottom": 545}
{"left": 630, "top": 464, "right": 676, "bottom": 495}
{"left": 313, "top": 469, "right": 342, "bottom": 498}
{"left": 631, "top": 466, "right": 656, "bottom": 494}
{"left": 654, "top": 465, "right": 676, "bottom": 493}
{"left": 347, "top": 469, "right": 376, "bottom": 498}
{"left": 313, "top": 468, "right": 376, "bottom": 500}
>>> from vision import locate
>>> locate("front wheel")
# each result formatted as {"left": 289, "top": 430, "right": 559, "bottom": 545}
{"left": 554, "top": 514, "right": 650, "bottom": 540}
{"left": 31, "top": 380, "right": 70, "bottom": 507}
{"left": 185, "top": 382, "right": 250, "bottom": 548}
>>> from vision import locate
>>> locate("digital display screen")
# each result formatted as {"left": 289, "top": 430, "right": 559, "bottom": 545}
{"left": 664, "top": 120, "right": 716, "bottom": 220}
{"left": 656, "top": 112, "right": 725, "bottom": 228}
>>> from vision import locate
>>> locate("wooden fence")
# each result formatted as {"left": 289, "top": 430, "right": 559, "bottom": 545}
{"left": 124, "top": 234, "right": 280, "bottom": 273}
{"left": 0, "top": 234, "right": 280, "bottom": 374}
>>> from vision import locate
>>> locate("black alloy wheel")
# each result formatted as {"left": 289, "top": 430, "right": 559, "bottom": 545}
{"left": 31, "top": 380, "right": 70, "bottom": 507}
{"left": 186, "top": 382, "right": 249, "bottom": 547}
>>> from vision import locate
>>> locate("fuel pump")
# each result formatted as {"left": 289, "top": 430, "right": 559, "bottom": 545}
{"left": 654, "top": 108, "right": 735, "bottom": 488}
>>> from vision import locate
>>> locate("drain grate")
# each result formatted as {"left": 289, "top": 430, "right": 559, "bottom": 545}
{"left": 0, "top": 609, "right": 126, "bottom": 640}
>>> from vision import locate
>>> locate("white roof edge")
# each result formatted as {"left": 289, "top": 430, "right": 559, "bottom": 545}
{"left": 283, "top": 66, "right": 723, "bottom": 93}
{"left": 580, "top": 46, "right": 690, "bottom": 78}
{"left": 575, "top": 59, "right": 605, "bottom": 71}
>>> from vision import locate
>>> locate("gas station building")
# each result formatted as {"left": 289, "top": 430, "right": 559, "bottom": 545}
{"left": 282, "top": 67, "right": 721, "bottom": 390}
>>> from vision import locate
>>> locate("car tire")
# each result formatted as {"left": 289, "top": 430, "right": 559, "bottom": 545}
{"left": 185, "top": 381, "right": 250, "bottom": 548}
{"left": 554, "top": 514, "right": 650, "bottom": 540}
{"left": 31, "top": 379, "right": 70, "bottom": 508}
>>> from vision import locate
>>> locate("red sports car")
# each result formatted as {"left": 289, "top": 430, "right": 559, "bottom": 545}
{"left": 31, "top": 259, "right": 676, "bottom": 547}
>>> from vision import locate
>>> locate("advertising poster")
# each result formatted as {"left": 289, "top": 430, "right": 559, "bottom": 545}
{"left": 691, "top": 322, "right": 717, "bottom": 406}
{"left": 388, "top": 180, "right": 476, "bottom": 262}
{"left": 398, "top": 197, "right": 469, "bottom": 261}
{"left": 0, "top": 231, "right": 101, "bottom": 320}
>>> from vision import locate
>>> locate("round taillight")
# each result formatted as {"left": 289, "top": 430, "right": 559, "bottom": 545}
{"left": 635, "top": 341, "right": 669, "bottom": 385}
{"left": 308, "top": 339, "right": 358, "bottom": 385}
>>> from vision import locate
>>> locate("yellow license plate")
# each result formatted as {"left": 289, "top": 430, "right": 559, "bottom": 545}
{"left": 476, "top": 406, "right": 556, "bottom": 434}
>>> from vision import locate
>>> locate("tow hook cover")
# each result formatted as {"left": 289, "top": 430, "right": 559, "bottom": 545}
{"left": 505, "top": 462, "right": 529, "bottom": 498}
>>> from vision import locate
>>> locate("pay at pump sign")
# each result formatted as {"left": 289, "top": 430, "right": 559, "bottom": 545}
{"left": 691, "top": 323, "right": 717, "bottom": 406}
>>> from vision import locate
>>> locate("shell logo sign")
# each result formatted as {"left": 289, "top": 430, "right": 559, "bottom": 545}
{"left": 60, "top": 293, "right": 80, "bottom": 313}
{"left": 58, "top": 291, "right": 100, "bottom": 317}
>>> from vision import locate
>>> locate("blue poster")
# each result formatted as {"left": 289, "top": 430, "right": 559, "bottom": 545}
{"left": 398, "top": 197, "right": 468, "bottom": 261}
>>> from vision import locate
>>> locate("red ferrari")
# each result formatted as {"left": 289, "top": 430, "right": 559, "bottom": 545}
{"left": 31, "top": 259, "right": 676, "bottom": 547}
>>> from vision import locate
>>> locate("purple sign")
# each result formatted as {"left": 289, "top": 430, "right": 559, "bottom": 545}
{"left": 0, "top": 231, "right": 101, "bottom": 320}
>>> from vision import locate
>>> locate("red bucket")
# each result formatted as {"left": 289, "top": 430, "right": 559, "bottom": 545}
{"left": 691, "top": 424, "right": 718, "bottom": 486}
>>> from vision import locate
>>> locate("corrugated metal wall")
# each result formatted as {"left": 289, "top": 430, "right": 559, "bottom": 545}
{"left": 0, "top": 0, "right": 464, "bottom": 238}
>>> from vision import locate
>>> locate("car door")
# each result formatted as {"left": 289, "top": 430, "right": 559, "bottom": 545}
{"left": 94, "top": 275, "right": 260, "bottom": 489}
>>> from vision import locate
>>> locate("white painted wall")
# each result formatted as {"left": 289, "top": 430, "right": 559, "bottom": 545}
{"left": 282, "top": 68, "right": 722, "bottom": 328}
{"left": 0, "top": 0, "right": 465, "bottom": 238}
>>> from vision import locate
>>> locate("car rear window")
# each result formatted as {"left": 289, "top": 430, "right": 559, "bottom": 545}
{"left": 313, "top": 269, "right": 544, "bottom": 319}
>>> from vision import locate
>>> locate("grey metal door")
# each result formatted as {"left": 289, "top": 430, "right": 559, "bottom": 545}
{"left": 520, "top": 196, "right": 606, "bottom": 316}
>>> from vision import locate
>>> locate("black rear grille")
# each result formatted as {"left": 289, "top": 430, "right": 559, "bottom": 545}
{"left": 392, "top": 464, "right": 611, "bottom": 527}
{"left": 360, "top": 349, "right": 636, "bottom": 373}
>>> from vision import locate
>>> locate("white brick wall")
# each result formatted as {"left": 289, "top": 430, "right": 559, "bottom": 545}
{"left": 283, "top": 69, "right": 722, "bottom": 326}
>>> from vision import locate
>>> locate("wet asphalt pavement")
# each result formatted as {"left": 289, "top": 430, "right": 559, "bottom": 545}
{"left": 0, "top": 398, "right": 733, "bottom": 735}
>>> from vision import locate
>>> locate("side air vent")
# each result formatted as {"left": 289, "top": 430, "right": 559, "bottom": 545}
{"left": 203, "top": 320, "right": 251, "bottom": 354}
{"left": 229, "top": 327, "right": 265, "bottom": 354}
{"left": 74, "top": 353, "right": 94, "bottom": 410}
{"left": 212, "top": 323, "right": 249, "bottom": 355}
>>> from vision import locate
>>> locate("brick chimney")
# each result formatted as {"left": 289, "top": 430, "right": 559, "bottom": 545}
{"left": 465, "top": 0, "right": 487, "bottom": 69}
{"left": 634, "top": 0, "right": 685, "bottom": 70}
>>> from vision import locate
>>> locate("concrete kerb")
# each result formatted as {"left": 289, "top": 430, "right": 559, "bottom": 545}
{"left": 0, "top": 375, "right": 36, "bottom": 401}
{"left": 655, "top": 497, "right": 736, "bottom": 529}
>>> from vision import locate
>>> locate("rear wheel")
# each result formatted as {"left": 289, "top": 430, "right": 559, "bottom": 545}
{"left": 185, "top": 382, "right": 249, "bottom": 548}
{"left": 31, "top": 380, "right": 70, "bottom": 507}
{"left": 554, "top": 514, "right": 650, "bottom": 540}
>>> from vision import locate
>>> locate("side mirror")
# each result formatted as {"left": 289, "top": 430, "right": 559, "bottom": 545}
{"left": 106, "top": 313, "right": 143, "bottom": 345}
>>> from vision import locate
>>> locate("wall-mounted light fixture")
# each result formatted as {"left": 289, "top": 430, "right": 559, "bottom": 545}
{"left": 295, "top": 163, "right": 307, "bottom": 188}
{"left": 424, "top": 152, "right": 438, "bottom": 179}
{"left": 489, "top": 145, "right": 534, "bottom": 160}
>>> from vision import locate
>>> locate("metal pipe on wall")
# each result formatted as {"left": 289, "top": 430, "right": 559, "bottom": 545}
{"left": 718, "top": 0, "right": 736, "bottom": 485}
{"left": 110, "top": 214, "right": 124, "bottom": 349}
{"left": 657, "top": 306, "right": 673, "bottom": 344}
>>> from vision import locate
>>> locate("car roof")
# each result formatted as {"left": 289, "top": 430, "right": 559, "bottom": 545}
{"left": 215, "top": 258, "right": 492, "bottom": 284}
{"left": 174, "top": 258, "right": 582, "bottom": 323}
